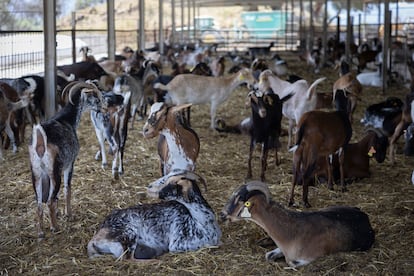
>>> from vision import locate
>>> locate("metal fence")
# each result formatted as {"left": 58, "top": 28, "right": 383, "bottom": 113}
{"left": 1, "top": 22, "right": 412, "bottom": 79}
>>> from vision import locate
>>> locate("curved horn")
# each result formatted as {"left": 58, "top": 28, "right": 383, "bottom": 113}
{"left": 364, "top": 127, "right": 385, "bottom": 137}
{"left": 245, "top": 181, "right": 271, "bottom": 203}
{"left": 181, "top": 171, "right": 207, "bottom": 191}
{"left": 67, "top": 82, "right": 100, "bottom": 105}
{"left": 61, "top": 80, "right": 82, "bottom": 105}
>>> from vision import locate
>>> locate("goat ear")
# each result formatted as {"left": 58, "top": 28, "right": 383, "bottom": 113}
{"left": 172, "top": 103, "right": 192, "bottom": 113}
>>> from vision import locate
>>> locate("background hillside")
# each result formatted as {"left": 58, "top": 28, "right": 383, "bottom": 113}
{"left": 57, "top": 0, "right": 251, "bottom": 30}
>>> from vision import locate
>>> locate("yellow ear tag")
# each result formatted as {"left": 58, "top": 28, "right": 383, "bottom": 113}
{"left": 368, "top": 146, "right": 376, "bottom": 157}
{"left": 239, "top": 74, "right": 245, "bottom": 81}
{"left": 240, "top": 201, "right": 252, "bottom": 218}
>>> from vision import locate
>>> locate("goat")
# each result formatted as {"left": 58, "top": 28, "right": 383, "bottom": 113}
{"left": 87, "top": 170, "right": 221, "bottom": 260}
{"left": 258, "top": 69, "right": 326, "bottom": 148}
{"left": 333, "top": 61, "right": 363, "bottom": 122}
{"left": 28, "top": 81, "right": 104, "bottom": 238}
{"left": 300, "top": 49, "right": 321, "bottom": 73}
{"left": 0, "top": 81, "right": 34, "bottom": 152}
{"left": 79, "top": 46, "right": 96, "bottom": 63}
{"left": 153, "top": 67, "right": 256, "bottom": 128}
{"left": 248, "top": 42, "right": 274, "bottom": 60}
{"left": 220, "top": 181, "right": 375, "bottom": 268}
{"left": 0, "top": 84, "right": 33, "bottom": 160}
{"left": 289, "top": 110, "right": 352, "bottom": 208}
{"left": 143, "top": 102, "right": 200, "bottom": 176}
{"left": 246, "top": 89, "right": 291, "bottom": 181}
{"left": 113, "top": 72, "right": 144, "bottom": 129}
{"left": 209, "top": 56, "right": 225, "bottom": 77}
{"left": 360, "top": 97, "right": 403, "bottom": 137}
{"left": 191, "top": 62, "right": 213, "bottom": 76}
{"left": 269, "top": 54, "right": 288, "bottom": 76}
{"left": 315, "top": 128, "right": 388, "bottom": 183}
{"left": 91, "top": 91, "right": 131, "bottom": 179}
{"left": 57, "top": 61, "right": 114, "bottom": 90}
{"left": 388, "top": 92, "right": 414, "bottom": 163}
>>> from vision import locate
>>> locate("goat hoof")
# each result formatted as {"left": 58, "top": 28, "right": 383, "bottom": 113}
{"left": 38, "top": 232, "right": 45, "bottom": 239}
{"left": 101, "top": 163, "right": 108, "bottom": 169}
{"left": 288, "top": 200, "right": 295, "bottom": 207}
{"left": 303, "top": 202, "right": 311, "bottom": 208}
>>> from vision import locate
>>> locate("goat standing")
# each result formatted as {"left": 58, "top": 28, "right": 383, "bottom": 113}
{"left": 28, "top": 81, "right": 104, "bottom": 238}
{"left": 91, "top": 91, "right": 131, "bottom": 179}
{"left": 246, "top": 89, "right": 291, "bottom": 181}
{"left": 289, "top": 110, "right": 352, "bottom": 208}
{"left": 143, "top": 102, "right": 200, "bottom": 176}
{"left": 153, "top": 67, "right": 256, "bottom": 128}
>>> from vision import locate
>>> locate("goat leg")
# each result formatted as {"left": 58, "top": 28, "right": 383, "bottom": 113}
{"left": 302, "top": 179, "right": 311, "bottom": 208}
{"left": 338, "top": 147, "right": 347, "bottom": 192}
{"left": 36, "top": 202, "right": 45, "bottom": 238}
{"left": 63, "top": 167, "right": 73, "bottom": 218}
{"left": 246, "top": 143, "right": 254, "bottom": 180}
{"left": 326, "top": 156, "right": 334, "bottom": 190}
{"left": 48, "top": 199, "right": 59, "bottom": 233}
{"left": 260, "top": 146, "right": 268, "bottom": 182}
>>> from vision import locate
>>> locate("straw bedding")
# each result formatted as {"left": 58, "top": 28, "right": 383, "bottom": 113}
{"left": 1, "top": 53, "right": 413, "bottom": 275}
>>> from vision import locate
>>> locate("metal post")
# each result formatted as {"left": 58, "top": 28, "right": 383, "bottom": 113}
{"left": 171, "top": 0, "right": 175, "bottom": 45}
{"left": 382, "top": 8, "right": 391, "bottom": 93}
{"left": 322, "top": 0, "right": 328, "bottom": 65}
{"left": 71, "top": 12, "right": 76, "bottom": 63}
{"left": 345, "top": 0, "right": 351, "bottom": 61}
{"left": 107, "top": 0, "right": 115, "bottom": 60}
{"left": 43, "top": 0, "right": 56, "bottom": 119}
{"left": 159, "top": 0, "right": 164, "bottom": 54}
{"left": 139, "top": 0, "right": 145, "bottom": 50}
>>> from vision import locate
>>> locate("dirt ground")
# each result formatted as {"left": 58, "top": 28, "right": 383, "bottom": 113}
{"left": 1, "top": 52, "right": 414, "bottom": 275}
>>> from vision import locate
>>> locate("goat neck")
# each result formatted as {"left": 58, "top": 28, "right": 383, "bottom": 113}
{"left": 239, "top": 194, "right": 294, "bottom": 248}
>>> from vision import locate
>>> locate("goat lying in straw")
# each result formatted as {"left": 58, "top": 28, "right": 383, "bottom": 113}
{"left": 221, "top": 181, "right": 375, "bottom": 268}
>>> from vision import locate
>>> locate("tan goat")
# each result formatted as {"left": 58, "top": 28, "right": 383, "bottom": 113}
{"left": 153, "top": 67, "right": 256, "bottom": 128}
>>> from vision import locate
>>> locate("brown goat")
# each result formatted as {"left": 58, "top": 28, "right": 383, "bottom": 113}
{"left": 289, "top": 110, "right": 352, "bottom": 208}
{"left": 221, "top": 181, "right": 375, "bottom": 268}
{"left": 315, "top": 128, "right": 388, "bottom": 183}
{"left": 388, "top": 92, "right": 414, "bottom": 163}
{"left": 142, "top": 102, "right": 200, "bottom": 176}
{"left": 333, "top": 72, "right": 362, "bottom": 123}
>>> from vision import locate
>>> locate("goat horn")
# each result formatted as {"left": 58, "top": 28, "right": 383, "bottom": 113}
{"left": 245, "top": 181, "right": 271, "bottom": 203}
{"left": 181, "top": 171, "right": 207, "bottom": 191}
{"left": 61, "top": 80, "right": 82, "bottom": 105}
{"left": 364, "top": 127, "right": 385, "bottom": 137}
{"left": 67, "top": 81, "right": 100, "bottom": 105}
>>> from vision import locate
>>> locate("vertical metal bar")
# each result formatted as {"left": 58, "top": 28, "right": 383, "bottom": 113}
{"left": 139, "top": 0, "right": 145, "bottom": 50}
{"left": 171, "top": 0, "right": 176, "bottom": 45}
{"left": 107, "top": 0, "right": 115, "bottom": 61}
{"left": 383, "top": 7, "right": 391, "bottom": 93}
{"left": 159, "top": 0, "right": 164, "bottom": 54}
{"left": 43, "top": 0, "right": 56, "bottom": 119}
{"left": 71, "top": 12, "right": 76, "bottom": 63}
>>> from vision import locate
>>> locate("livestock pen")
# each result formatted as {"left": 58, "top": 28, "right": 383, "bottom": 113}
{"left": 1, "top": 52, "right": 413, "bottom": 275}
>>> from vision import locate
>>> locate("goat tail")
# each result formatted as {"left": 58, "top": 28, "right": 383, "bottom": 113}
{"left": 153, "top": 82, "right": 168, "bottom": 91}
{"left": 306, "top": 77, "right": 326, "bottom": 100}
{"left": 32, "top": 124, "right": 47, "bottom": 158}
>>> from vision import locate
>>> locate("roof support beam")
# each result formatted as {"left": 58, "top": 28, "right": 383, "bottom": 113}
{"left": 43, "top": 0, "right": 56, "bottom": 119}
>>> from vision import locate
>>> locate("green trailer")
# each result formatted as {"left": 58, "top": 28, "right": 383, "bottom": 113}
{"left": 241, "top": 11, "right": 287, "bottom": 38}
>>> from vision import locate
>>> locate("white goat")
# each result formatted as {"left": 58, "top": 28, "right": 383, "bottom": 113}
{"left": 258, "top": 69, "right": 326, "bottom": 147}
{"left": 153, "top": 67, "right": 256, "bottom": 128}
{"left": 87, "top": 170, "right": 221, "bottom": 260}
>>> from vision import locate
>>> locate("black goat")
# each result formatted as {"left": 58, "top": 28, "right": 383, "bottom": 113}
{"left": 246, "top": 89, "right": 291, "bottom": 181}
{"left": 360, "top": 97, "right": 403, "bottom": 136}
{"left": 28, "top": 81, "right": 104, "bottom": 238}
